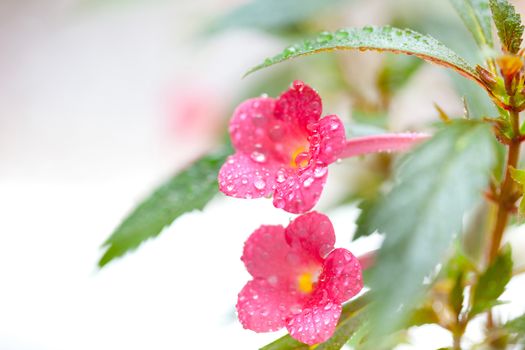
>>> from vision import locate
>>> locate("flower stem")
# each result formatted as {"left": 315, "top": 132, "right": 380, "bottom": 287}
{"left": 486, "top": 103, "right": 521, "bottom": 332}
{"left": 341, "top": 133, "right": 430, "bottom": 159}
{"left": 488, "top": 108, "right": 521, "bottom": 263}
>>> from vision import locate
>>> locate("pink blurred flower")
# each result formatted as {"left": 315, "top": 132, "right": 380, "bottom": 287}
{"left": 218, "top": 81, "right": 430, "bottom": 213}
{"left": 237, "top": 212, "right": 363, "bottom": 345}
{"left": 218, "top": 80, "right": 346, "bottom": 213}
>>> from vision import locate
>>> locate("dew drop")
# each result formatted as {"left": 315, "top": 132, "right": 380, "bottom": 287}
{"left": 303, "top": 40, "right": 314, "bottom": 50}
{"left": 268, "top": 124, "right": 284, "bottom": 140}
{"left": 241, "top": 177, "right": 249, "bottom": 185}
{"left": 283, "top": 45, "right": 297, "bottom": 57}
{"left": 294, "top": 152, "right": 310, "bottom": 168}
{"left": 260, "top": 93, "right": 269, "bottom": 98}
{"left": 264, "top": 58, "right": 272, "bottom": 65}
{"left": 276, "top": 170, "right": 286, "bottom": 183}
{"left": 335, "top": 29, "right": 349, "bottom": 40}
{"left": 254, "top": 179, "right": 266, "bottom": 190}
{"left": 313, "top": 166, "right": 327, "bottom": 178}
{"left": 303, "top": 177, "right": 314, "bottom": 188}
{"left": 250, "top": 151, "right": 266, "bottom": 163}
{"left": 226, "top": 185, "right": 234, "bottom": 191}
{"left": 363, "top": 25, "right": 374, "bottom": 33}
{"left": 316, "top": 31, "right": 333, "bottom": 44}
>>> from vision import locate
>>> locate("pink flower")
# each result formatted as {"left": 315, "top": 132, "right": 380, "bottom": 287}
{"left": 218, "top": 80, "right": 430, "bottom": 214}
{"left": 237, "top": 212, "right": 363, "bottom": 345}
{"left": 218, "top": 80, "right": 346, "bottom": 214}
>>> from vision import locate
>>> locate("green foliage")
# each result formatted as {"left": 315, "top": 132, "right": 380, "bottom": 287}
{"left": 489, "top": 0, "right": 524, "bottom": 53}
{"left": 505, "top": 312, "right": 525, "bottom": 337}
{"left": 510, "top": 166, "right": 525, "bottom": 216}
{"left": 360, "top": 121, "right": 496, "bottom": 335}
{"left": 208, "top": 0, "right": 345, "bottom": 33}
{"left": 470, "top": 246, "right": 513, "bottom": 317}
{"left": 450, "top": 0, "right": 494, "bottom": 48}
{"left": 246, "top": 26, "right": 482, "bottom": 85}
{"left": 98, "top": 147, "right": 230, "bottom": 267}
{"left": 377, "top": 54, "right": 423, "bottom": 98}
{"left": 354, "top": 199, "right": 379, "bottom": 240}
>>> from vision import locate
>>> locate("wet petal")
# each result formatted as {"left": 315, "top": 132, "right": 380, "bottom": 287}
{"left": 218, "top": 153, "right": 278, "bottom": 199}
{"left": 316, "top": 115, "right": 346, "bottom": 164}
{"left": 237, "top": 279, "right": 302, "bottom": 333}
{"left": 341, "top": 132, "right": 430, "bottom": 158}
{"left": 272, "top": 165, "right": 327, "bottom": 214}
{"left": 286, "top": 301, "right": 342, "bottom": 345}
{"left": 229, "top": 97, "right": 278, "bottom": 161}
{"left": 274, "top": 81, "right": 322, "bottom": 134}
{"left": 285, "top": 212, "right": 336, "bottom": 262}
{"left": 241, "top": 225, "right": 295, "bottom": 282}
{"left": 317, "top": 248, "right": 363, "bottom": 304}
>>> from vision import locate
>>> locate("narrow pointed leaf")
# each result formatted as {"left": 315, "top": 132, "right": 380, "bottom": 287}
{"left": 363, "top": 121, "right": 495, "bottom": 335}
{"left": 489, "top": 0, "right": 524, "bottom": 53}
{"left": 470, "top": 246, "right": 513, "bottom": 316}
{"left": 98, "top": 147, "right": 230, "bottom": 268}
{"left": 246, "top": 26, "right": 483, "bottom": 86}
{"left": 450, "top": 0, "right": 494, "bottom": 48}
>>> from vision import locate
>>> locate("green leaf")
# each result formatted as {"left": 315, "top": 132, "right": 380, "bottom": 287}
{"left": 505, "top": 313, "right": 525, "bottom": 333}
{"left": 260, "top": 294, "right": 370, "bottom": 350}
{"left": 510, "top": 166, "right": 525, "bottom": 185}
{"left": 363, "top": 121, "right": 495, "bottom": 335}
{"left": 377, "top": 54, "right": 423, "bottom": 98}
{"left": 354, "top": 198, "right": 379, "bottom": 240}
{"left": 208, "top": 0, "right": 345, "bottom": 33}
{"left": 489, "top": 0, "right": 524, "bottom": 53}
{"left": 470, "top": 245, "right": 513, "bottom": 317}
{"left": 246, "top": 26, "right": 482, "bottom": 86}
{"left": 450, "top": 0, "right": 494, "bottom": 48}
{"left": 98, "top": 147, "right": 230, "bottom": 268}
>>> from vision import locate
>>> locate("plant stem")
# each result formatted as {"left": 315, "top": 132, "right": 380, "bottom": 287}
{"left": 486, "top": 103, "right": 521, "bottom": 333}
{"left": 488, "top": 108, "right": 521, "bottom": 263}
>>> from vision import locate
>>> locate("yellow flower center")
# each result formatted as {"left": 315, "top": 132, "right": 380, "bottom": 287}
{"left": 298, "top": 272, "right": 315, "bottom": 294}
{"left": 290, "top": 146, "right": 309, "bottom": 168}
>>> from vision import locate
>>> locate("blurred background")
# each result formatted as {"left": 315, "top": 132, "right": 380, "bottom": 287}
{"left": 1, "top": 0, "right": 525, "bottom": 349}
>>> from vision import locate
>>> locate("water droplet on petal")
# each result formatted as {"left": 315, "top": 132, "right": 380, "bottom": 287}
{"left": 294, "top": 152, "right": 310, "bottom": 168}
{"left": 269, "top": 124, "right": 284, "bottom": 141}
{"left": 293, "top": 80, "right": 304, "bottom": 91}
{"left": 254, "top": 179, "right": 266, "bottom": 190}
{"left": 314, "top": 166, "right": 327, "bottom": 178}
{"left": 241, "top": 177, "right": 248, "bottom": 185}
{"left": 250, "top": 151, "right": 266, "bottom": 163}
{"left": 276, "top": 170, "right": 286, "bottom": 183}
{"left": 303, "top": 177, "right": 314, "bottom": 188}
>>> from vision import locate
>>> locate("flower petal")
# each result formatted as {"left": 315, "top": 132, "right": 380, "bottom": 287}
{"left": 228, "top": 97, "right": 278, "bottom": 160}
{"left": 316, "top": 115, "right": 346, "bottom": 164}
{"left": 286, "top": 300, "right": 342, "bottom": 345}
{"left": 272, "top": 165, "right": 328, "bottom": 214}
{"left": 340, "top": 132, "right": 430, "bottom": 158}
{"left": 285, "top": 212, "right": 335, "bottom": 262}
{"left": 241, "top": 225, "right": 296, "bottom": 283}
{"left": 237, "top": 279, "right": 302, "bottom": 333}
{"left": 317, "top": 248, "right": 363, "bottom": 304}
{"left": 218, "top": 153, "right": 278, "bottom": 199}
{"left": 274, "top": 81, "right": 322, "bottom": 134}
